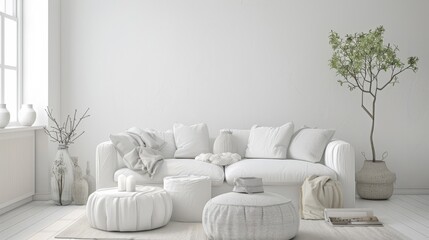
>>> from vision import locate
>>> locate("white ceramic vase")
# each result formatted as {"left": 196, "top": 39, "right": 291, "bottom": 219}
{"left": 213, "top": 130, "right": 236, "bottom": 154}
{"left": 0, "top": 104, "right": 10, "bottom": 128}
{"left": 83, "top": 161, "right": 96, "bottom": 195}
{"left": 71, "top": 157, "right": 89, "bottom": 205}
{"left": 18, "top": 104, "right": 36, "bottom": 126}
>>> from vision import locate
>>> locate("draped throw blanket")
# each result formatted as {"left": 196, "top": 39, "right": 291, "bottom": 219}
{"left": 300, "top": 175, "right": 343, "bottom": 219}
{"left": 110, "top": 127, "right": 165, "bottom": 178}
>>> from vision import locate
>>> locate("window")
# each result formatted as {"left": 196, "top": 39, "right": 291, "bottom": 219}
{"left": 0, "top": 0, "right": 20, "bottom": 122}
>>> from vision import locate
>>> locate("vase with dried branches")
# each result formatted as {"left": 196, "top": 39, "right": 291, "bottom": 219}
{"left": 329, "top": 26, "right": 418, "bottom": 199}
{"left": 44, "top": 108, "right": 90, "bottom": 205}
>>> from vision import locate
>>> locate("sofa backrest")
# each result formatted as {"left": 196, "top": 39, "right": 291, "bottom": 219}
{"left": 161, "top": 128, "right": 250, "bottom": 158}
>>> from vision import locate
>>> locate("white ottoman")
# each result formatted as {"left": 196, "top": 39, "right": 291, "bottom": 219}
{"left": 164, "top": 175, "right": 211, "bottom": 222}
{"left": 86, "top": 186, "right": 172, "bottom": 231}
{"left": 202, "top": 192, "right": 299, "bottom": 240}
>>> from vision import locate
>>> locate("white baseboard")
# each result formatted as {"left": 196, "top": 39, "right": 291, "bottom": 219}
{"left": 394, "top": 188, "right": 429, "bottom": 195}
{"left": 0, "top": 196, "right": 33, "bottom": 215}
{"left": 33, "top": 193, "right": 51, "bottom": 201}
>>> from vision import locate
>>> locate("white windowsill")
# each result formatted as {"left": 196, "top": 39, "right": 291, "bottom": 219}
{"left": 0, "top": 125, "right": 44, "bottom": 134}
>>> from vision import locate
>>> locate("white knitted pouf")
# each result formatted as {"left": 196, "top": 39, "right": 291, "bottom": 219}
{"left": 86, "top": 186, "right": 172, "bottom": 231}
{"left": 203, "top": 192, "right": 299, "bottom": 240}
{"left": 164, "top": 175, "right": 211, "bottom": 222}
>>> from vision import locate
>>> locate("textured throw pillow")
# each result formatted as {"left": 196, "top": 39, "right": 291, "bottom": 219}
{"left": 173, "top": 123, "right": 210, "bottom": 158}
{"left": 287, "top": 128, "right": 335, "bottom": 163}
{"left": 245, "top": 122, "right": 294, "bottom": 159}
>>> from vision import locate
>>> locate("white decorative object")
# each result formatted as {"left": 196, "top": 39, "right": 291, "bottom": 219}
{"left": 173, "top": 123, "right": 210, "bottom": 158}
{"left": 83, "top": 161, "right": 96, "bottom": 195}
{"left": 203, "top": 192, "right": 299, "bottom": 240}
{"left": 213, "top": 130, "right": 235, "bottom": 154}
{"left": 86, "top": 186, "right": 172, "bottom": 231}
{"left": 195, "top": 152, "right": 241, "bottom": 166}
{"left": 288, "top": 128, "right": 335, "bottom": 162}
{"left": 245, "top": 122, "right": 294, "bottom": 159}
{"left": 51, "top": 145, "right": 74, "bottom": 206}
{"left": 126, "top": 175, "right": 136, "bottom": 192}
{"left": 163, "top": 175, "right": 211, "bottom": 222}
{"left": 117, "top": 175, "right": 126, "bottom": 192}
{"left": 232, "top": 177, "right": 264, "bottom": 194}
{"left": 18, "top": 104, "right": 36, "bottom": 126}
{"left": 0, "top": 104, "right": 10, "bottom": 128}
{"left": 71, "top": 157, "right": 89, "bottom": 205}
{"left": 221, "top": 129, "right": 250, "bottom": 156}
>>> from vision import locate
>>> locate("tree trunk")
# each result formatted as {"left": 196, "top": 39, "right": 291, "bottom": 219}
{"left": 370, "top": 96, "right": 376, "bottom": 161}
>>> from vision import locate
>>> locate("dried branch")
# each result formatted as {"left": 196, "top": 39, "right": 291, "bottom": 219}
{"left": 43, "top": 107, "right": 90, "bottom": 147}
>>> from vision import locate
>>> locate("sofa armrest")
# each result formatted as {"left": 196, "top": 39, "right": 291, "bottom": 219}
{"left": 324, "top": 140, "right": 355, "bottom": 207}
{"left": 96, "top": 141, "right": 119, "bottom": 189}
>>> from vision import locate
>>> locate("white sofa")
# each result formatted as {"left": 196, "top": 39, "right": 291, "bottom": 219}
{"left": 96, "top": 129, "right": 355, "bottom": 208}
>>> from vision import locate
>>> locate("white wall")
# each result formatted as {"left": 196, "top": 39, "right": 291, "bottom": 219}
{"left": 60, "top": 0, "right": 429, "bottom": 193}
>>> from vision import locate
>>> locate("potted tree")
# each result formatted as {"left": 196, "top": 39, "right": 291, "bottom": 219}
{"left": 328, "top": 26, "right": 418, "bottom": 199}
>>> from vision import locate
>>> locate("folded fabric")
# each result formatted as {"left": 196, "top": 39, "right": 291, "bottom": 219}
{"left": 128, "top": 127, "right": 166, "bottom": 150}
{"left": 123, "top": 147, "right": 164, "bottom": 178}
{"left": 195, "top": 152, "right": 241, "bottom": 166}
{"left": 233, "top": 177, "right": 264, "bottom": 194}
{"left": 300, "top": 175, "right": 343, "bottom": 219}
{"left": 110, "top": 127, "right": 165, "bottom": 178}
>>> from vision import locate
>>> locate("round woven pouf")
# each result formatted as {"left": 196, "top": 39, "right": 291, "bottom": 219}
{"left": 203, "top": 192, "right": 299, "bottom": 240}
{"left": 164, "top": 175, "right": 211, "bottom": 222}
{"left": 86, "top": 186, "right": 172, "bottom": 231}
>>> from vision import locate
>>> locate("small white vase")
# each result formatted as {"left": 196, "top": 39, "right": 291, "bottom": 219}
{"left": 213, "top": 130, "right": 236, "bottom": 154}
{"left": 0, "top": 104, "right": 10, "bottom": 128}
{"left": 71, "top": 157, "right": 89, "bottom": 205}
{"left": 83, "top": 161, "right": 96, "bottom": 195}
{"left": 18, "top": 104, "right": 36, "bottom": 126}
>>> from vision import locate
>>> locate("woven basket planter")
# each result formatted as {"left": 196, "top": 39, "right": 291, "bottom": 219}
{"left": 356, "top": 160, "right": 396, "bottom": 200}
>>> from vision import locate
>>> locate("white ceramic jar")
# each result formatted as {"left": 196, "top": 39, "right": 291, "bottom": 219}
{"left": 0, "top": 104, "right": 10, "bottom": 128}
{"left": 18, "top": 104, "right": 36, "bottom": 126}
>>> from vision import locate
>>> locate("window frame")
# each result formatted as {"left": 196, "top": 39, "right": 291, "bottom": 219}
{"left": 0, "top": 0, "right": 22, "bottom": 125}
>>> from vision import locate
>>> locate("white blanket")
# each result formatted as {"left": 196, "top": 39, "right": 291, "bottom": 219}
{"left": 121, "top": 128, "right": 164, "bottom": 178}
{"left": 195, "top": 152, "right": 241, "bottom": 166}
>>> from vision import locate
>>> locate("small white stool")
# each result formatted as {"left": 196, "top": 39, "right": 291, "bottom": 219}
{"left": 163, "top": 175, "right": 211, "bottom": 222}
{"left": 86, "top": 186, "right": 172, "bottom": 231}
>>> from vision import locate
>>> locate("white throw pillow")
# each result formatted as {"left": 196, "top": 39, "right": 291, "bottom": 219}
{"left": 288, "top": 128, "right": 335, "bottom": 163}
{"left": 173, "top": 123, "right": 210, "bottom": 158}
{"left": 245, "top": 122, "right": 294, "bottom": 159}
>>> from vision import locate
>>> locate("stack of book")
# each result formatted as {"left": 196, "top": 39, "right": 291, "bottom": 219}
{"left": 324, "top": 208, "right": 383, "bottom": 227}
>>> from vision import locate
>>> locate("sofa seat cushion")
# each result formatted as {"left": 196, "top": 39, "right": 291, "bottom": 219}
{"left": 225, "top": 159, "right": 337, "bottom": 185}
{"left": 114, "top": 159, "right": 225, "bottom": 186}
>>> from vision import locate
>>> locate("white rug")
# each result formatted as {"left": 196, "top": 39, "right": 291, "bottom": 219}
{"left": 56, "top": 215, "right": 408, "bottom": 240}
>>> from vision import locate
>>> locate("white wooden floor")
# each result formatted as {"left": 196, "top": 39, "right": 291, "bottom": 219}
{"left": 0, "top": 195, "right": 428, "bottom": 240}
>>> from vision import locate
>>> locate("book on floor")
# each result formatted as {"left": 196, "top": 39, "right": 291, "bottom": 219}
{"left": 324, "top": 208, "right": 383, "bottom": 227}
